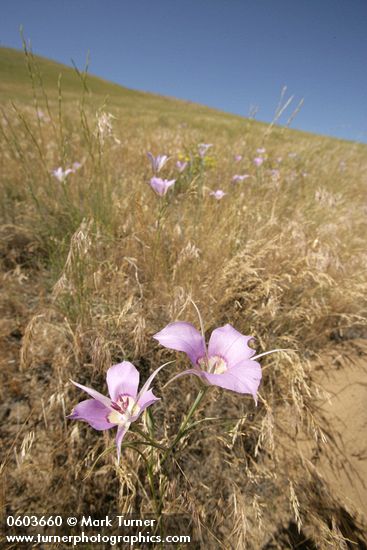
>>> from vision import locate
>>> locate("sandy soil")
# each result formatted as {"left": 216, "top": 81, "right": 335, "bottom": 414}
{"left": 315, "top": 340, "right": 367, "bottom": 521}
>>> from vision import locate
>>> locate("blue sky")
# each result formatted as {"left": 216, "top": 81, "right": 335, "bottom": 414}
{"left": 1, "top": 0, "right": 367, "bottom": 142}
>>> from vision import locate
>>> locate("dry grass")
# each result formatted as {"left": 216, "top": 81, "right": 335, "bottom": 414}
{"left": 1, "top": 50, "right": 367, "bottom": 548}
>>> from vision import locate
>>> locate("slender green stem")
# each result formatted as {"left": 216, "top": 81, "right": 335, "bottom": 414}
{"left": 117, "top": 442, "right": 161, "bottom": 516}
{"left": 83, "top": 445, "right": 115, "bottom": 480}
{"left": 178, "top": 415, "right": 251, "bottom": 441}
{"left": 146, "top": 408, "right": 156, "bottom": 439}
{"left": 129, "top": 426, "right": 168, "bottom": 451}
{"left": 131, "top": 425, "right": 160, "bottom": 447}
{"left": 152, "top": 198, "right": 168, "bottom": 275}
{"left": 129, "top": 439, "right": 168, "bottom": 452}
{"left": 146, "top": 460, "right": 161, "bottom": 517}
{"left": 161, "top": 386, "right": 208, "bottom": 466}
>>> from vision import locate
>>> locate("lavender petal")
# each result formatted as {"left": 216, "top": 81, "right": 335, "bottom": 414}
{"left": 107, "top": 361, "right": 139, "bottom": 401}
{"left": 68, "top": 398, "right": 114, "bottom": 430}
{"left": 208, "top": 324, "right": 256, "bottom": 368}
{"left": 116, "top": 423, "right": 130, "bottom": 462}
{"left": 70, "top": 380, "right": 112, "bottom": 408}
{"left": 153, "top": 321, "right": 206, "bottom": 365}
{"left": 203, "top": 360, "right": 261, "bottom": 399}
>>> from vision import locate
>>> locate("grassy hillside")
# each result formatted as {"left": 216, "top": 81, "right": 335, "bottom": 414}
{"left": 1, "top": 46, "right": 366, "bottom": 549}
{"left": 3, "top": 46, "right": 364, "bottom": 144}
{"left": 0, "top": 46, "right": 167, "bottom": 103}
{"left": 0, "top": 46, "right": 264, "bottom": 131}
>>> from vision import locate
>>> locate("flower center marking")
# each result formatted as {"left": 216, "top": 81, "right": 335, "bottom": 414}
{"left": 198, "top": 355, "right": 228, "bottom": 375}
{"left": 108, "top": 394, "right": 140, "bottom": 425}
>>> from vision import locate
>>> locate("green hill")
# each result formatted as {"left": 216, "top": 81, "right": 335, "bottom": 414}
{"left": 0, "top": 46, "right": 159, "bottom": 101}
{"left": 0, "top": 46, "right": 258, "bottom": 131}
{"left": 3, "top": 46, "right": 366, "bottom": 151}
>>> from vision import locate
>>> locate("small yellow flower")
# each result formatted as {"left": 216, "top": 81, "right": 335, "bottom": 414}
{"left": 204, "top": 156, "right": 216, "bottom": 168}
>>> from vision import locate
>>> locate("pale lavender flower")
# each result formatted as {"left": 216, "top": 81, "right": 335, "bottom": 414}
{"left": 198, "top": 143, "right": 212, "bottom": 158}
{"left": 52, "top": 167, "right": 73, "bottom": 183}
{"left": 36, "top": 109, "right": 49, "bottom": 122}
{"left": 150, "top": 177, "right": 176, "bottom": 196}
{"left": 234, "top": 154, "right": 242, "bottom": 162}
{"left": 153, "top": 322, "right": 263, "bottom": 401}
{"left": 147, "top": 152, "right": 170, "bottom": 173}
{"left": 256, "top": 147, "right": 266, "bottom": 154}
{"left": 210, "top": 189, "right": 226, "bottom": 200}
{"left": 72, "top": 162, "right": 82, "bottom": 171}
{"left": 68, "top": 361, "right": 164, "bottom": 460}
{"left": 232, "top": 174, "right": 250, "bottom": 183}
{"left": 176, "top": 160, "right": 188, "bottom": 173}
{"left": 253, "top": 157, "right": 264, "bottom": 167}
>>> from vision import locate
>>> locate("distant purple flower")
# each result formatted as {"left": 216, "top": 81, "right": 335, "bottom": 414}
{"left": 52, "top": 167, "right": 73, "bottom": 182}
{"left": 36, "top": 109, "right": 48, "bottom": 121}
{"left": 147, "top": 152, "right": 170, "bottom": 173}
{"left": 253, "top": 157, "right": 264, "bottom": 167}
{"left": 68, "top": 362, "right": 163, "bottom": 460}
{"left": 153, "top": 322, "right": 262, "bottom": 401}
{"left": 198, "top": 143, "right": 212, "bottom": 158}
{"left": 234, "top": 154, "right": 242, "bottom": 162}
{"left": 176, "top": 160, "right": 188, "bottom": 173}
{"left": 150, "top": 177, "right": 176, "bottom": 196}
{"left": 270, "top": 169, "right": 280, "bottom": 178}
{"left": 210, "top": 189, "right": 226, "bottom": 200}
{"left": 256, "top": 147, "right": 266, "bottom": 154}
{"left": 232, "top": 174, "right": 250, "bottom": 183}
{"left": 72, "top": 162, "right": 82, "bottom": 171}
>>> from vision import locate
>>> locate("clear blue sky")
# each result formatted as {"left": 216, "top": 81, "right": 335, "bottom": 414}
{"left": 1, "top": 0, "right": 367, "bottom": 143}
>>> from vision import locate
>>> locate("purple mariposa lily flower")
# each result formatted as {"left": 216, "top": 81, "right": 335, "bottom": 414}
{"left": 68, "top": 361, "right": 164, "bottom": 460}
{"left": 153, "top": 322, "right": 262, "bottom": 401}
{"left": 253, "top": 157, "right": 264, "bottom": 167}
{"left": 232, "top": 174, "right": 250, "bottom": 183}
{"left": 271, "top": 169, "right": 280, "bottom": 180}
{"left": 198, "top": 143, "right": 212, "bottom": 158}
{"left": 210, "top": 189, "right": 226, "bottom": 200}
{"left": 147, "top": 152, "right": 170, "bottom": 173}
{"left": 52, "top": 166, "right": 73, "bottom": 182}
{"left": 176, "top": 160, "right": 188, "bottom": 173}
{"left": 150, "top": 177, "right": 176, "bottom": 196}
